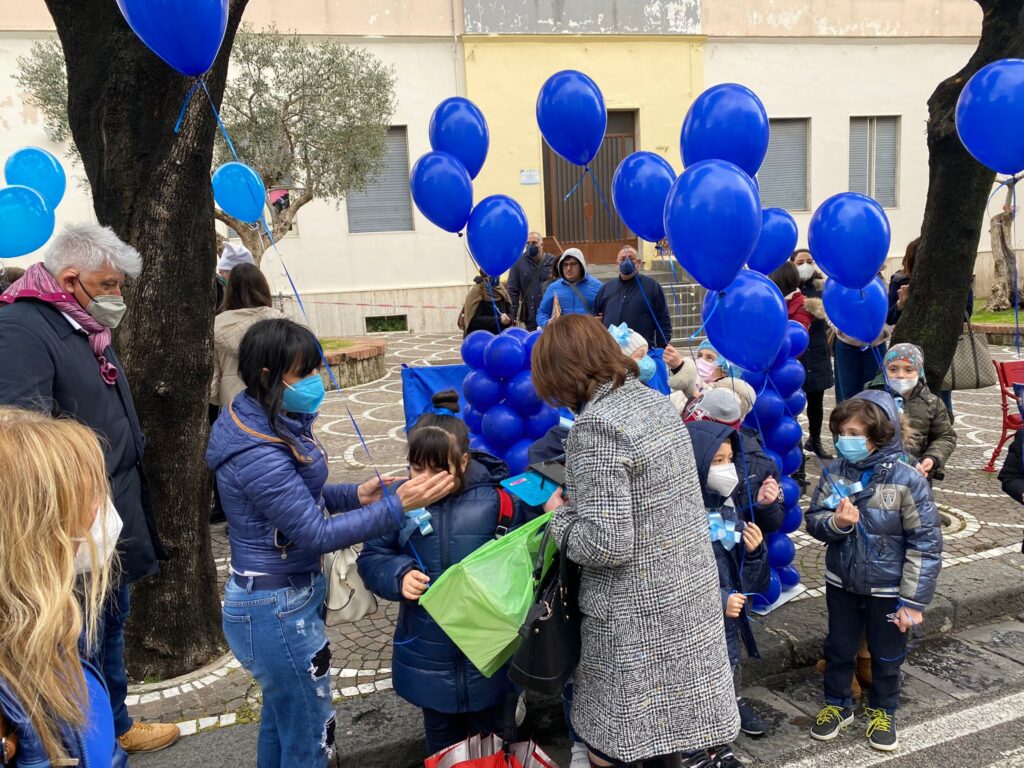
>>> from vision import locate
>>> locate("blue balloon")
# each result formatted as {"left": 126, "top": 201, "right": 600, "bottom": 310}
{"left": 505, "top": 371, "right": 543, "bottom": 416}
{"left": 767, "top": 532, "right": 796, "bottom": 569}
{"left": 212, "top": 162, "right": 265, "bottom": 223}
{"left": 766, "top": 417, "right": 803, "bottom": 455}
{"left": 781, "top": 446, "right": 803, "bottom": 476}
{"left": 525, "top": 404, "right": 560, "bottom": 439}
{"left": 753, "top": 388, "right": 785, "bottom": 428}
{"left": 778, "top": 564, "right": 801, "bottom": 589}
{"left": 0, "top": 186, "right": 54, "bottom": 258}
{"left": 779, "top": 504, "right": 803, "bottom": 535}
{"left": 764, "top": 449, "right": 784, "bottom": 474}
{"left": 748, "top": 208, "right": 799, "bottom": 275}
{"left": 665, "top": 160, "right": 761, "bottom": 291}
{"left": 780, "top": 476, "right": 801, "bottom": 508}
{"left": 742, "top": 368, "right": 767, "bottom": 392}
{"left": 822, "top": 277, "right": 888, "bottom": 346}
{"left": 410, "top": 151, "right": 473, "bottom": 234}
{"left": 463, "top": 370, "right": 503, "bottom": 411}
{"left": 702, "top": 270, "right": 787, "bottom": 372}
{"left": 785, "top": 320, "right": 810, "bottom": 358}
{"left": 504, "top": 438, "right": 534, "bottom": 476}
{"left": 461, "top": 330, "right": 493, "bottom": 369}
{"left": 469, "top": 433, "right": 500, "bottom": 458}
{"left": 429, "top": 97, "right": 489, "bottom": 179}
{"left": 116, "top": 0, "right": 227, "bottom": 76}
{"left": 464, "top": 406, "right": 483, "bottom": 434}
{"left": 4, "top": 147, "right": 65, "bottom": 209}
{"left": 785, "top": 390, "right": 808, "bottom": 417}
{"left": 769, "top": 358, "right": 806, "bottom": 399}
{"left": 611, "top": 151, "right": 676, "bottom": 242}
{"left": 524, "top": 330, "right": 542, "bottom": 364}
{"left": 467, "top": 195, "right": 529, "bottom": 277}
{"left": 503, "top": 327, "right": 531, "bottom": 342}
{"left": 808, "top": 193, "right": 891, "bottom": 289}
{"left": 484, "top": 334, "right": 526, "bottom": 381}
{"left": 536, "top": 70, "right": 607, "bottom": 166}
{"left": 771, "top": 336, "right": 793, "bottom": 370}
{"left": 482, "top": 404, "right": 524, "bottom": 449}
{"left": 752, "top": 569, "right": 782, "bottom": 610}
{"left": 956, "top": 59, "right": 1024, "bottom": 174}
{"left": 680, "top": 83, "right": 770, "bottom": 178}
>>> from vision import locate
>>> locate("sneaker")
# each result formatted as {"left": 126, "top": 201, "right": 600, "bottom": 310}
{"left": 711, "top": 745, "right": 746, "bottom": 767}
{"left": 737, "top": 698, "right": 768, "bottom": 736}
{"left": 569, "top": 741, "right": 590, "bottom": 768}
{"left": 865, "top": 707, "right": 898, "bottom": 752}
{"left": 809, "top": 704, "right": 855, "bottom": 741}
{"left": 680, "top": 750, "right": 718, "bottom": 768}
{"left": 118, "top": 722, "right": 181, "bottom": 753}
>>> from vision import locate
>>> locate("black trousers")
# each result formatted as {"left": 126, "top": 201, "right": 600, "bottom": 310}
{"left": 422, "top": 704, "right": 507, "bottom": 756}
{"left": 806, "top": 389, "right": 826, "bottom": 444}
{"left": 824, "top": 585, "right": 907, "bottom": 712}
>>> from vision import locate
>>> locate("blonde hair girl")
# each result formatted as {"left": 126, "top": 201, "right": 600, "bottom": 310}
{"left": 0, "top": 407, "right": 115, "bottom": 763}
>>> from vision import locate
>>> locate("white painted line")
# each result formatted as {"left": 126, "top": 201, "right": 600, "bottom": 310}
{"left": 783, "top": 688, "right": 1024, "bottom": 768}
{"left": 987, "top": 521, "right": 1024, "bottom": 529}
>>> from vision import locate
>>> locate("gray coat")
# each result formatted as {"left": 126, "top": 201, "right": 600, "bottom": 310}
{"left": 549, "top": 377, "right": 739, "bottom": 762}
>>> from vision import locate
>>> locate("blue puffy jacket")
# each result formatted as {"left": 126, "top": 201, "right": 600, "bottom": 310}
{"left": 357, "top": 454, "right": 523, "bottom": 714}
{"left": 206, "top": 393, "right": 401, "bottom": 575}
{"left": 805, "top": 391, "right": 943, "bottom": 610}
{"left": 686, "top": 422, "right": 772, "bottom": 666}
{"left": 536, "top": 251, "right": 602, "bottom": 327}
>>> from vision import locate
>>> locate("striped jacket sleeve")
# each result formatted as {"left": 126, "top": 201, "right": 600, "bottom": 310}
{"left": 899, "top": 471, "right": 943, "bottom": 610}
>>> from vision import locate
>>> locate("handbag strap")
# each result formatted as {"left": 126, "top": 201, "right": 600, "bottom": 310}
{"left": 566, "top": 280, "right": 592, "bottom": 313}
{"left": 495, "top": 489, "right": 515, "bottom": 538}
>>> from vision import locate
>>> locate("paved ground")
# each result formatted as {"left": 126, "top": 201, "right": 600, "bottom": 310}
{"left": 125, "top": 333, "right": 1024, "bottom": 737}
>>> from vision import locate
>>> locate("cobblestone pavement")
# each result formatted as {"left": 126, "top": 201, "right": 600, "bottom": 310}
{"left": 127, "top": 333, "right": 1024, "bottom": 734}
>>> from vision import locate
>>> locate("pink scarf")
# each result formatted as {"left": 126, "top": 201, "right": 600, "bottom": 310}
{"left": 1, "top": 263, "right": 119, "bottom": 385}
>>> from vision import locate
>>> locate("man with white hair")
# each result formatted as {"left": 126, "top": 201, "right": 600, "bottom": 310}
{"left": 0, "top": 223, "right": 180, "bottom": 753}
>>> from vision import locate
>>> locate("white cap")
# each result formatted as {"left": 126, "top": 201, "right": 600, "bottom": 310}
{"left": 217, "top": 242, "right": 255, "bottom": 272}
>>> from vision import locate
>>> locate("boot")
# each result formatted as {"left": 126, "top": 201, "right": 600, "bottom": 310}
{"left": 856, "top": 654, "right": 874, "bottom": 691}
{"left": 815, "top": 658, "right": 862, "bottom": 699}
{"left": 805, "top": 438, "right": 833, "bottom": 460}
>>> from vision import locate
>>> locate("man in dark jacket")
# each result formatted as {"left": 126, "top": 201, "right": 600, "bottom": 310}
{"left": 507, "top": 231, "right": 555, "bottom": 331}
{"left": 594, "top": 246, "right": 672, "bottom": 349}
{"left": 998, "top": 430, "right": 1024, "bottom": 553}
{"left": 0, "top": 223, "right": 178, "bottom": 753}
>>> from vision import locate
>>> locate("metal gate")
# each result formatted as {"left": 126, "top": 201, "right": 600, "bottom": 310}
{"left": 543, "top": 111, "right": 638, "bottom": 264}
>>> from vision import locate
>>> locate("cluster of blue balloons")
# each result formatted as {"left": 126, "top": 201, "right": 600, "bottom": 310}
{"left": 460, "top": 328, "right": 559, "bottom": 475}
{"left": 0, "top": 147, "right": 65, "bottom": 259}
{"left": 743, "top": 319, "right": 811, "bottom": 607}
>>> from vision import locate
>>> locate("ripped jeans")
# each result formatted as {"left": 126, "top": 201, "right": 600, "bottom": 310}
{"left": 223, "top": 572, "right": 335, "bottom": 768}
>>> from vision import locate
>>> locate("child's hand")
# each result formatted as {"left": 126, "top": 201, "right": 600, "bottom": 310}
{"left": 834, "top": 497, "right": 860, "bottom": 529}
{"left": 742, "top": 522, "right": 763, "bottom": 553}
{"left": 915, "top": 458, "right": 935, "bottom": 477}
{"left": 894, "top": 605, "right": 923, "bottom": 633}
{"left": 725, "top": 593, "right": 746, "bottom": 618}
{"left": 401, "top": 570, "right": 430, "bottom": 601}
{"left": 757, "top": 477, "right": 780, "bottom": 506}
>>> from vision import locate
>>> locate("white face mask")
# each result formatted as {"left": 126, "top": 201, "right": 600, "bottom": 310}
{"left": 797, "top": 263, "right": 815, "bottom": 282}
{"left": 707, "top": 464, "right": 739, "bottom": 498}
{"left": 890, "top": 376, "right": 919, "bottom": 396}
{"left": 73, "top": 497, "right": 123, "bottom": 574}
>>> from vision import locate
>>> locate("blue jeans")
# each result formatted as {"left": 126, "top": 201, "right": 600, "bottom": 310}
{"left": 92, "top": 584, "right": 132, "bottom": 737}
{"left": 222, "top": 573, "right": 335, "bottom": 768}
{"left": 834, "top": 341, "right": 887, "bottom": 403}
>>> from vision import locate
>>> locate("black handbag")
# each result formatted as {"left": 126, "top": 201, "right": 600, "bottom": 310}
{"left": 507, "top": 520, "right": 581, "bottom": 695}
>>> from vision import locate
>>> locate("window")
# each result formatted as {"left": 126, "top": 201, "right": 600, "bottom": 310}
{"left": 758, "top": 119, "right": 809, "bottom": 211}
{"left": 850, "top": 117, "right": 899, "bottom": 208}
{"left": 346, "top": 127, "right": 414, "bottom": 233}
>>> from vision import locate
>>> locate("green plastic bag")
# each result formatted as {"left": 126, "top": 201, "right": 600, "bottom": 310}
{"left": 420, "top": 511, "right": 555, "bottom": 677}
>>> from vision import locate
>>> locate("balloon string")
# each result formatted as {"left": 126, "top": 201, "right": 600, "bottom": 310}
{"left": 1013, "top": 183, "right": 1021, "bottom": 357}
{"left": 634, "top": 273, "right": 671, "bottom": 347}
{"left": 173, "top": 81, "right": 203, "bottom": 135}
{"left": 688, "top": 292, "right": 721, "bottom": 341}
{"left": 870, "top": 344, "right": 895, "bottom": 395}
{"left": 586, "top": 166, "right": 614, "bottom": 221}
{"left": 563, "top": 168, "right": 588, "bottom": 203}
{"left": 656, "top": 244, "right": 683, "bottom": 311}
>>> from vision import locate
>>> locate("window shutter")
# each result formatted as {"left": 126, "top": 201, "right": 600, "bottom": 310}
{"left": 849, "top": 117, "right": 870, "bottom": 197}
{"left": 346, "top": 127, "right": 414, "bottom": 233}
{"left": 759, "top": 119, "right": 808, "bottom": 211}
{"left": 873, "top": 117, "right": 899, "bottom": 208}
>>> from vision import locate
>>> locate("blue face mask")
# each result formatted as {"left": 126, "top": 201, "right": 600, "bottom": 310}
{"left": 619, "top": 259, "right": 636, "bottom": 276}
{"left": 836, "top": 435, "right": 871, "bottom": 463}
{"left": 281, "top": 374, "right": 326, "bottom": 414}
{"left": 637, "top": 354, "right": 656, "bottom": 383}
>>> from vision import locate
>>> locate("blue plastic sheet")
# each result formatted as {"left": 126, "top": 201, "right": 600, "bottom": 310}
{"left": 400, "top": 363, "right": 471, "bottom": 432}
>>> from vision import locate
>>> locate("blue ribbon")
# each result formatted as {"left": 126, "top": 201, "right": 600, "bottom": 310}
{"left": 399, "top": 508, "right": 433, "bottom": 547}
{"left": 820, "top": 479, "right": 865, "bottom": 511}
{"left": 708, "top": 511, "right": 744, "bottom": 551}
{"left": 608, "top": 322, "right": 633, "bottom": 346}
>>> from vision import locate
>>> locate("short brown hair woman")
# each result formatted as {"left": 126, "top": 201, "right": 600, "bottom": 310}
{"left": 535, "top": 314, "right": 740, "bottom": 766}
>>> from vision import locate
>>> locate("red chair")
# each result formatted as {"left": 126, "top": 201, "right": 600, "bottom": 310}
{"left": 984, "top": 359, "right": 1024, "bottom": 471}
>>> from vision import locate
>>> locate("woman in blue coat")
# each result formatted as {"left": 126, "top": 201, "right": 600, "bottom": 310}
{"left": 206, "top": 319, "right": 453, "bottom": 768}
{"left": 358, "top": 390, "right": 524, "bottom": 756}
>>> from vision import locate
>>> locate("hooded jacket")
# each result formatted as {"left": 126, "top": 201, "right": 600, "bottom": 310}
{"left": 206, "top": 393, "right": 401, "bottom": 575}
{"left": 867, "top": 374, "right": 957, "bottom": 475}
{"left": 536, "top": 250, "right": 603, "bottom": 327}
{"left": 686, "top": 421, "right": 771, "bottom": 665}
{"left": 357, "top": 454, "right": 524, "bottom": 713}
{"left": 210, "top": 305, "right": 285, "bottom": 407}
{"left": 805, "top": 390, "right": 943, "bottom": 610}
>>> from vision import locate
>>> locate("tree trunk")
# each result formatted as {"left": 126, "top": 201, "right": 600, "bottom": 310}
{"left": 46, "top": 0, "right": 249, "bottom": 678}
{"left": 987, "top": 208, "right": 1016, "bottom": 311}
{"left": 894, "top": 0, "right": 1024, "bottom": 385}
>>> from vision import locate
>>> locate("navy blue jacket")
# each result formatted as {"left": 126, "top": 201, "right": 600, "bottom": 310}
{"left": 206, "top": 393, "right": 401, "bottom": 575}
{"left": 594, "top": 274, "right": 672, "bottom": 349}
{"left": 805, "top": 391, "right": 943, "bottom": 609}
{"left": 686, "top": 422, "right": 771, "bottom": 665}
{"left": 507, "top": 251, "right": 555, "bottom": 330}
{"left": 357, "top": 454, "right": 523, "bottom": 713}
{"left": 738, "top": 428, "right": 786, "bottom": 534}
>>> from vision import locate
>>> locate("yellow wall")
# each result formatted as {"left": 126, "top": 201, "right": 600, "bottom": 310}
{"left": 463, "top": 35, "right": 704, "bottom": 258}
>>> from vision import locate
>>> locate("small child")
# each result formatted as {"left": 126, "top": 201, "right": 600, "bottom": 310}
{"left": 357, "top": 390, "right": 524, "bottom": 756}
{"left": 869, "top": 343, "right": 957, "bottom": 480}
{"left": 686, "top": 420, "right": 779, "bottom": 753}
{"left": 805, "top": 391, "right": 942, "bottom": 752}
{"left": 608, "top": 322, "right": 656, "bottom": 383}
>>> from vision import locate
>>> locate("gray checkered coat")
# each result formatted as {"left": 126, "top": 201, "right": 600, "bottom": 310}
{"left": 548, "top": 377, "right": 739, "bottom": 762}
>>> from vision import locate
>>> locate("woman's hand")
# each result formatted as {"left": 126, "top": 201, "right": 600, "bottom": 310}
{"left": 401, "top": 570, "right": 430, "bottom": 600}
{"left": 543, "top": 487, "right": 567, "bottom": 513}
{"left": 742, "top": 522, "right": 763, "bottom": 553}
{"left": 896, "top": 283, "right": 909, "bottom": 310}
{"left": 396, "top": 472, "right": 455, "bottom": 512}
{"left": 894, "top": 605, "right": 923, "bottom": 634}
{"left": 663, "top": 344, "right": 683, "bottom": 370}
{"left": 834, "top": 497, "right": 860, "bottom": 529}
{"left": 500, "top": 313, "right": 512, "bottom": 326}
{"left": 357, "top": 476, "right": 398, "bottom": 506}
{"left": 725, "top": 593, "right": 746, "bottom": 619}
{"left": 756, "top": 477, "right": 780, "bottom": 506}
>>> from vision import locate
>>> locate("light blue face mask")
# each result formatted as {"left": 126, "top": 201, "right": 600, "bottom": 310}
{"left": 281, "top": 374, "right": 326, "bottom": 414}
{"left": 637, "top": 354, "right": 656, "bottom": 383}
{"left": 835, "top": 435, "right": 871, "bottom": 463}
